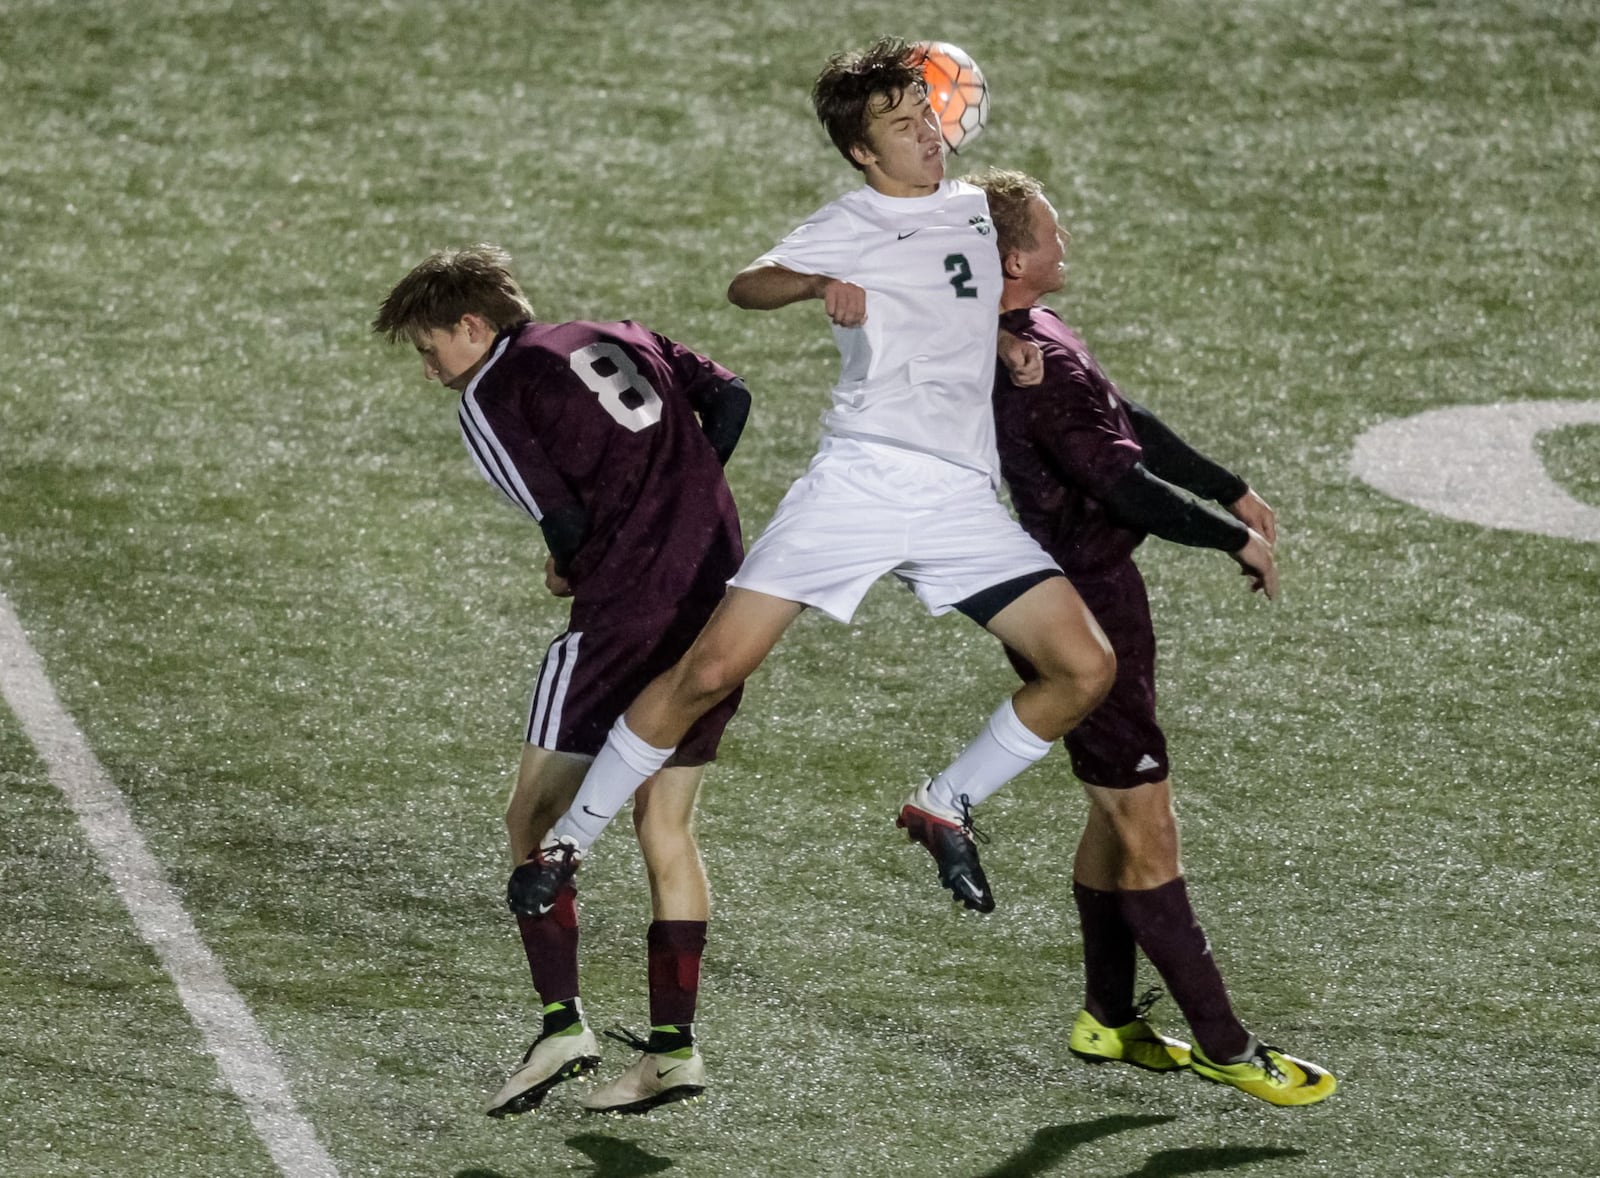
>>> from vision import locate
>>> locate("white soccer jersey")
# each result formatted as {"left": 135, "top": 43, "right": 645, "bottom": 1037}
{"left": 752, "top": 179, "right": 1002, "bottom": 481}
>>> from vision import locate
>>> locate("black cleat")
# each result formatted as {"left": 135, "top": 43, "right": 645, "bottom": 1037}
{"left": 507, "top": 835, "right": 584, "bottom": 917}
{"left": 896, "top": 781, "right": 994, "bottom": 912}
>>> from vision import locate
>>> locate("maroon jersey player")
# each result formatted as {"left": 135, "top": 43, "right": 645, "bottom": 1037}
{"left": 374, "top": 245, "right": 749, "bottom": 1116}
{"left": 976, "top": 169, "right": 1336, "bottom": 1107}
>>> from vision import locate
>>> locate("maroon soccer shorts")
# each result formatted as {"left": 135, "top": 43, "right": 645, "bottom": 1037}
{"left": 524, "top": 602, "right": 741, "bottom": 767}
{"left": 1007, "top": 561, "right": 1169, "bottom": 789}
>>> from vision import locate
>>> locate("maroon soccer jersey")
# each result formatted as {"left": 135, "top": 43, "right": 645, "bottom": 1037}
{"left": 994, "top": 306, "right": 1146, "bottom": 577}
{"left": 995, "top": 306, "right": 1169, "bottom": 788}
{"left": 457, "top": 320, "right": 744, "bottom": 627}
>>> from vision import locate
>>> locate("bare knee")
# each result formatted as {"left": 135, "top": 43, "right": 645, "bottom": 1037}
{"left": 1064, "top": 640, "right": 1116, "bottom": 710}
{"left": 1024, "top": 639, "right": 1116, "bottom": 736}
{"left": 1089, "top": 781, "right": 1181, "bottom": 889}
{"left": 640, "top": 823, "right": 699, "bottom": 879}
{"left": 636, "top": 807, "right": 703, "bottom": 899}
{"left": 1115, "top": 819, "right": 1179, "bottom": 886}
{"left": 665, "top": 647, "right": 751, "bottom": 712}
{"left": 634, "top": 795, "right": 692, "bottom": 853}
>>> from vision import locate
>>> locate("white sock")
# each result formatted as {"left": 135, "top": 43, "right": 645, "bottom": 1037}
{"left": 928, "top": 697, "right": 1053, "bottom": 811}
{"left": 1225, "top": 1035, "right": 1261, "bottom": 1065}
{"left": 552, "top": 716, "right": 674, "bottom": 851}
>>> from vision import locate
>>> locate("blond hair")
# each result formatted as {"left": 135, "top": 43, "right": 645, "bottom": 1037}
{"left": 968, "top": 168, "right": 1046, "bottom": 256}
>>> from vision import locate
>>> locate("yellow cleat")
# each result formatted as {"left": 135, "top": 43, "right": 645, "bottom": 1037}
{"left": 1069, "top": 1007, "right": 1191, "bottom": 1072}
{"left": 1189, "top": 1041, "right": 1337, "bottom": 1107}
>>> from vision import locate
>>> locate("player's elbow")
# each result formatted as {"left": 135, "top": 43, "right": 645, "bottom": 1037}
{"left": 728, "top": 263, "right": 808, "bottom": 310}
{"left": 727, "top": 271, "right": 761, "bottom": 309}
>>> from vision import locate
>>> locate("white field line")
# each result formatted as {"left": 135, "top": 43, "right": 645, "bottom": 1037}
{"left": 0, "top": 588, "right": 338, "bottom": 1178}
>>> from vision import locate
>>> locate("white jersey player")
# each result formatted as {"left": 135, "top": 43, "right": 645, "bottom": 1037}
{"left": 513, "top": 36, "right": 1116, "bottom": 929}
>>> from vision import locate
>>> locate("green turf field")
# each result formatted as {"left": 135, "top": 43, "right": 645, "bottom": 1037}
{"left": 3, "top": 1, "right": 1598, "bottom": 1174}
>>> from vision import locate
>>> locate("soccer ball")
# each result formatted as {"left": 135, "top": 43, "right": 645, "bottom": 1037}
{"left": 912, "top": 41, "right": 990, "bottom": 152}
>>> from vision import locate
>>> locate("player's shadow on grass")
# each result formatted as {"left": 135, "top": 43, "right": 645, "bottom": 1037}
{"left": 1117, "top": 1145, "right": 1305, "bottom": 1176}
{"left": 456, "top": 1133, "right": 674, "bottom": 1178}
{"left": 975, "top": 1116, "right": 1173, "bottom": 1178}
{"left": 566, "top": 1132, "right": 674, "bottom": 1175}
{"left": 972, "top": 1115, "right": 1301, "bottom": 1178}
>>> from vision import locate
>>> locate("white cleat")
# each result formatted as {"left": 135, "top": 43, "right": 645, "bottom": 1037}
{"left": 485, "top": 1025, "right": 600, "bottom": 1117}
{"left": 582, "top": 1047, "right": 705, "bottom": 1115}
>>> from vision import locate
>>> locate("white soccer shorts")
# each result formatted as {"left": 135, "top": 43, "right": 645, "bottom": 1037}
{"left": 729, "top": 435, "right": 1060, "bottom": 623}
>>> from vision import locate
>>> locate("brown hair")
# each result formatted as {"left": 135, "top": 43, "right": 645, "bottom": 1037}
{"left": 811, "top": 37, "right": 927, "bottom": 171}
{"left": 968, "top": 168, "right": 1046, "bottom": 257}
{"left": 372, "top": 244, "right": 534, "bottom": 345}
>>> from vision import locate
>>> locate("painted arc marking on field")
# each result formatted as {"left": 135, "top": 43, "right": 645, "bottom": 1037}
{"left": 1350, "top": 400, "right": 1600, "bottom": 542}
{"left": 0, "top": 588, "right": 339, "bottom": 1178}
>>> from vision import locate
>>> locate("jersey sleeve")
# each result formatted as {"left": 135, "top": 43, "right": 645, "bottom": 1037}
{"left": 750, "top": 201, "right": 861, "bottom": 278}
{"left": 1124, "top": 399, "right": 1249, "bottom": 504}
{"left": 656, "top": 330, "right": 740, "bottom": 394}
{"left": 1100, "top": 463, "right": 1250, "bottom": 551}
{"left": 655, "top": 331, "right": 751, "bottom": 465}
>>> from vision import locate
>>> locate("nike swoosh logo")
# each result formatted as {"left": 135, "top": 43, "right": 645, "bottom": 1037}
{"left": 581, "top": 806, "right": 612, "bottom": 820}
{"left": 537, "top": 901, "right": 555, "bottom": 915}
{"left": 897, "top": 230, "right": 921, "bottom": 240}
{"left": 656, "top": 1062, "right": 685, "bottom": 1078}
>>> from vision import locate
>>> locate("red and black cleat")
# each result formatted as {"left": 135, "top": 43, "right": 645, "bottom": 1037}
{"left": 897, "top": 782, "right": 994, "bottom": 913}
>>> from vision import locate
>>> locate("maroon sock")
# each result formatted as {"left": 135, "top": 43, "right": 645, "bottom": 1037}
{"left": 647, "top": 919, "right": 707, "bottom": 1029}
{"left": 1073, "top": 881, "right": 1138, "bottom": 1026}
{"left": 514, "top": 883, "right": 580, "bottom": 1006}
{"left": 1118, "top": 877, "right": 1250, "bottom": 1061}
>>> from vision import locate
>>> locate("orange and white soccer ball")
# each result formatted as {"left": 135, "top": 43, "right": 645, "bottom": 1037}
{"left": 912, "top": 41, "right": 990, "bottom": 152}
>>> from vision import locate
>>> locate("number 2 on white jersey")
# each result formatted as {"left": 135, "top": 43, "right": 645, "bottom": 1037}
{"left": 569, "top": 342, "right": 663, "bottom": 431}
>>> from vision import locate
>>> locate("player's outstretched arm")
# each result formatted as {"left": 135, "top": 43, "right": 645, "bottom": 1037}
{"left": 728, "top": 263, "right": 866, "bottom": 327}
{"left": 1100, "top": 463, "right": 1249, "bottom": 552}
{"left": 1125, "top": 399, "right": 1252, "bottom": 506}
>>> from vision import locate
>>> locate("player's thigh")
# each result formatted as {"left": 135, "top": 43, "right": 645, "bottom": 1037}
{"left": 895, "top": 467, "right": 1061, "bottom": 616}
{"left": 987, "top": 575, "right": 1114, "bottom": 684}
{"left": 527, "top": 599, "right": 723, "bottom": 756}
{"left": 664, "top": 588, "right": 803, "bottom": 696}
{"left": 1055, "top": 565, "right": 1168, "bottom": 787}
